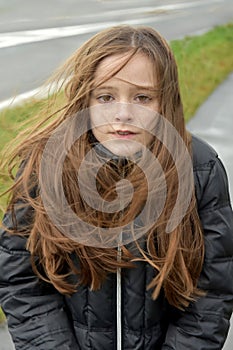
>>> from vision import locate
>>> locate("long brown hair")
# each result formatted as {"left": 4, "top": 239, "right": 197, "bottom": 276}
{"left": 1, "top": 25, "right": 204, "bottom": 309}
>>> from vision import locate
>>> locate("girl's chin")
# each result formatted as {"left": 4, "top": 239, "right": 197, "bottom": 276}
{"left": 104, "top": 141, "right": 143, "bottom": 157}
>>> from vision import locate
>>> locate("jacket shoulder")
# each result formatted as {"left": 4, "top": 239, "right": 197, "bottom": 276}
{"left": 191, "top": 134, "right": 218, "bottom": 169}
{"left": 191, "top": 134, "right": 231, "bottom": 211}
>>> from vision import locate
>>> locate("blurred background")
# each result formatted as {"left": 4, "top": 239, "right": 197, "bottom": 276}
{"left": 0, "top": 0, "right": 232, "bottom": 349}
{"left": 0, "top": 0, "right": 232, "bottom": 103}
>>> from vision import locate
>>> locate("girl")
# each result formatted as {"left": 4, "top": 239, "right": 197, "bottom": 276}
{"left": 0, "top": 25, "right": 233, "bottom": 350}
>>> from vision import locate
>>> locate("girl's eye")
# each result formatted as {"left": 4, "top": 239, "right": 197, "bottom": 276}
{"left": 97, "top": 95, "right": 114, "bottom": 103}
{"left": 135, "top": 95, "right": 152, "bottom": 103}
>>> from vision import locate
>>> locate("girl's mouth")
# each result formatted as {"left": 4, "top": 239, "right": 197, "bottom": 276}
{"left": 112, "top": 130, "right": 137, "bottom": 139}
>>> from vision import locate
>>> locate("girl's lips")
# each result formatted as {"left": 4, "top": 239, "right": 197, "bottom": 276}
{"left": 110, "top": 130, "right": 137, "bottom": 139}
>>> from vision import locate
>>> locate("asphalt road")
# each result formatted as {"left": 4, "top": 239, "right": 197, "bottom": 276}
{"left": 0, "top": 0, "right": 233, "bottom": 103}
{"left": 0, "top": 0, "right": 233, "bottom": 349}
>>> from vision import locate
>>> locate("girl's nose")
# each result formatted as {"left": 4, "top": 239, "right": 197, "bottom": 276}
{"left": 114, "top": 103, "right": 133, "bottom": 122}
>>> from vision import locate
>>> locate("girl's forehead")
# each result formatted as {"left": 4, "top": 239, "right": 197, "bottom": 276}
{"left": 94, "top": 52, "right": 156, "bottom": 88}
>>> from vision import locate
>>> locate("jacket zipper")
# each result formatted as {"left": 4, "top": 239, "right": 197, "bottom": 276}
{"left": 117, "top": 164, "right": 125, "bottom": 350}
{"left": 117, "top": 243, "right": 122, "bottom": 350}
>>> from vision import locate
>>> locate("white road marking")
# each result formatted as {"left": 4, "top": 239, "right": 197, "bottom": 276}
{"left": 0, "top": 87, "right": 46, "bottom": 110}
{"left": 0, "top": 0, "right": 221, "bottom": 49}
{"left": 0, "top": 83, "right": 62, "bottom": 110}
{"left": 86, "top": 0, "right": 221, "bottom": 17}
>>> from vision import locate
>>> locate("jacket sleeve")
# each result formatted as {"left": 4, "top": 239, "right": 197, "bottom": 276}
{"left": 0, "top": 204, "right": 79, "bottom": 350}
{"left": 162, "top": 156, "right": 233, "bottom": 350}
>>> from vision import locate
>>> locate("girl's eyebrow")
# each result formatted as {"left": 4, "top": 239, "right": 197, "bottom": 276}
{"left": 93, "top": 84, "right": 156, "bottom": 92}
{"left": 93, "top": 86, "right": 117, "bottom": 92}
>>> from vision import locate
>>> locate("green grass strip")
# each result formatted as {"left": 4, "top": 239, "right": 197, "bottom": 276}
{"left": 171, "top": 22, "right": 233, "bottom": 120}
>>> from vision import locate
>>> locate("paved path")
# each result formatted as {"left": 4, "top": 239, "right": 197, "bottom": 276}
{"left": 188, "top": 72, "right": 233, "bottom": 199}
{"left": 0, "top": 323, "right": 15, "bottom": 350}
{"left": 187, "top": 72, "right": 233, "bottom": 350}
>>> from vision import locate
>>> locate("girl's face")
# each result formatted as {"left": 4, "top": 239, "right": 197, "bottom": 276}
{"left": 89, "top": 53, "right": 159, "bottom": 156}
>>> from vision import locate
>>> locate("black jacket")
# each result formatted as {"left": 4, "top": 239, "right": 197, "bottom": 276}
{"left": 0, "top": 135, "right": 233, "bottom": 350}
